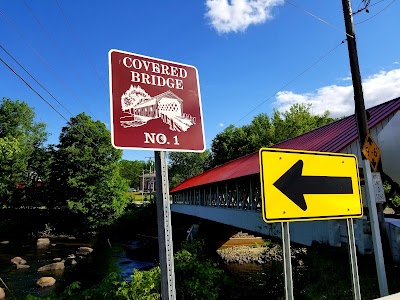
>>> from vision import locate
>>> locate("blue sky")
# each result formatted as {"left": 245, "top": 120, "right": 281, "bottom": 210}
{"left": 1, "top": 0, "right": 399, "bottom": 162}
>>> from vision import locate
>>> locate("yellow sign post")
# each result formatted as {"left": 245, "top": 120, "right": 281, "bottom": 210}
{"left": 259, "top": 148, "right": 363, "bottom": 223}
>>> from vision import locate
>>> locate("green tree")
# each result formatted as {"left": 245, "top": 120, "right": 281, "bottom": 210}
{"left": 0, "top": 98, "right": 48, "bottom": 204}
{"left": 0, "top": 137, "right": 25, "bottom": 203}
{"left": 210, "top": 125, "right": 249, "bottom": 167}
{"left": 51, "top": 113, "right": 129, "bottom": 229}
{"left": 118, "top": 159, "right": 148, "bottom": 189}
{"left": 272, "top": 103, "right": 334, "bottom": 142}
{"left": 210, "top": 103, "right": 335, "bottom": 167}
{"left": 168, "top": 150, "right": 211, "bottom": 187}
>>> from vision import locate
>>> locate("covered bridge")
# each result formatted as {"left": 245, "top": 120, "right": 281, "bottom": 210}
{"left": 170, "top": 97, "right": 400, "bottom": 260}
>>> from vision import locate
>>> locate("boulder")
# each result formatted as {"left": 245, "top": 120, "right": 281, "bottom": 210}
{"left": 0, "top": 287, "right": 5, "bottom": 299}
{"left": 16, "top": 264, "right": 30, "bottom": 269}
{"left": 36, "top": 277, "right": 56, "bottom": 288}
{"left": 37, "top": 238, "right": 51, "bottom": 247}
{"left": 38, "top": 261, "right": 65, "bottom": 272}
{"left": 10, "top": 256, "right": 27, "bottom": 265}
{"left": 76, "top": 247, "right": 93, "bottom": 255}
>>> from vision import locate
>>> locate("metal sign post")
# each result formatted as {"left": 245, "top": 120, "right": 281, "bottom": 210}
{"left": 109, "top": 50, "right": 205, "bottom": 300}
{"left": 363, "top": 159, "right": 388, "bottom": 295}
{"left": 260, "top": 148, "right": 364, "bottom": 299}
{"left": 155, "top": 151, "right": 176, "bottom": 300}
{"left": 281, "top": 222, "right": 294, "bottom": 300}
{"left": 347, "top": 218, "right": 361, "bottom": 300}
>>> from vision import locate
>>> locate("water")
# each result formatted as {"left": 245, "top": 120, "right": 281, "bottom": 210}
{"left": 0, "top": 237, "right": 156, "bottom": 299}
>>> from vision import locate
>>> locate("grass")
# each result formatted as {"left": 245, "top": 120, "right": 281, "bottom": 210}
{"left": 127, "top": 191, "right": 154, "bottom": 202}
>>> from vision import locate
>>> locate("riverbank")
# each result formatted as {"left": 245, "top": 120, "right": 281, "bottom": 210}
{"left": 0, "top": 204, "right": 160, "bottom": 299}
{"left": 216, "top": 240, "right": 400, "bottom": 299}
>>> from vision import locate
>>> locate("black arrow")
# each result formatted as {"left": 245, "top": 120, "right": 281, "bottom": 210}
{"left": 273, "top": 160, "right": 353, "bottom": 211}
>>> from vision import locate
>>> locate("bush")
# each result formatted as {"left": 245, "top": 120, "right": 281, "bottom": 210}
{"left": 117, "top": 268, "right": 161, "bottom": 299}
{"left": 27, "top": 239, "right": 226, "bottom": 300}
{"left": 174, "top": 240, "right": 227, "bottom": 300}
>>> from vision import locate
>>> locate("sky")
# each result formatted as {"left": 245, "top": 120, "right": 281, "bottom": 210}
{"left": 1, "top": 0, "right": 399, "bottom": 162}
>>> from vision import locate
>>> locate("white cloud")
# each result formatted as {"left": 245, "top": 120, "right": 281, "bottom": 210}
{"left": 219, "top": 122, "right": 224, "bottom": 127}
{"left": 205, "top": 0, "right": 284, "bottom": 33}
{"left": 275, "top": 68, "right": 400, "bottom": 118}
{"left": 340, "top": 76, "right": 352, "bottom": 81}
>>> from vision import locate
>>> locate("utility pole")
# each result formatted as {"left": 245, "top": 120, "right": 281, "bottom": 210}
{"left": 141, "top": 169, "right": 145, "bottom": 201}
{"left": 145, "top": 156, "right": 154, "bottom": 199}
{"left": 145, "top": 156, "right": 154, "bottom": 174}
{"left": 341, "top": 0, "right": 388, "bottom": 296}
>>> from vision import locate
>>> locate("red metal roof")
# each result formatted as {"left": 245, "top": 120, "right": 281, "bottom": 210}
{"left": 170, "top": 97, "right": 400, "bottom": 193}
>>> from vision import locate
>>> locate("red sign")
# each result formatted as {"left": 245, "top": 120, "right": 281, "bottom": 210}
{"left": 109, "top": 50, "right": 205, "bottom": 152}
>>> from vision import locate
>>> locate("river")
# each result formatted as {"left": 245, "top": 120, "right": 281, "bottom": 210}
{"left": 0, "top": 237, "right": 156, "bottom": 299}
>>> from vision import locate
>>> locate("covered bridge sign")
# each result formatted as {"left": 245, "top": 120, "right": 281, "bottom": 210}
{"left": 109, "top": 49, "right": 205, "bottom": 152}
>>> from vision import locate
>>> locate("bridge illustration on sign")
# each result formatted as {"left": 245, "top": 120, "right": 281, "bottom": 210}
{"left": 119, "top": 85, "right": 196, "bottom": 132}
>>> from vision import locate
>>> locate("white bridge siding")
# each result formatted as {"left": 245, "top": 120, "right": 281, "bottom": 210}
{"left": 172, "top": 203, "right": 400, "bottom": 262}
{"left": 171, "top": 110, "right": 400, "bottom": 261}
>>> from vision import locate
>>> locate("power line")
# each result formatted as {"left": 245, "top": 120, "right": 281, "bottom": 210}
{"left": 0, "top": 54, "right": 102, "bottom": 149}
{"left": 353, "top": 0, "right": 386, "bottom": 15}
{"left": 0, "top": 44, "right": 107, "bottom": 149}
{"left": 0, "top": 7, "right": 100, "bottom": 121}
{"left": 355, "top": 0, "right": 397, "bottom": 24}
{"left": 55, "top": 1, "right": 110, "bottom": 102}
{"left": 284, "top": 0, "right": 354, "bottom": 38}
{"left": 234, "top": 39, "right": 346, "bottom": 126}
{"left": 19, "top": 0, "right": 105, "bottom": 120}
{"left": 0, "top": 44, "right": 75, "bottom": 118}
{"left": 0, "top": 55, "right": 69, "bottom": 123}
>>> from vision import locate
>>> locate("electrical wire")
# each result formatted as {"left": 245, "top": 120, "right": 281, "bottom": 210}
{"left": 353, "top": 0, "right": 385, "bottom": 15}
{"left": 234, "top": 39, "right": 346, "bottom": 126}
{"left": 355, "top": 0, "right": 397, "bottom": 24}
{"left": 19, "top": 0, "right": 105, "bottom": 120}
{"left": 0, "top": 8, "right": 101, "bottom": 122}
{"left": 0, "top": 44, "right": 75, "bottom": 118}
{"left": 284, "top": 0, "right": 354, "bottom": 38}
{"left": 55, "top": 1, "right": 110, "bottom": 99}
{"left": 0, "top": 55, "right": 69, "bottom": 123}
{"left": 0, "top": 55, "right": 103, "bottom": 149}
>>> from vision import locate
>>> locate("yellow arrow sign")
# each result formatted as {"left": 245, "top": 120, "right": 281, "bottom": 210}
{"left": 259, "top": 148, "right": 363, "bottom": 223}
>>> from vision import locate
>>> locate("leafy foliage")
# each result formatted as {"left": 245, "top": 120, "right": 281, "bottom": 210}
{"left": 210, "top": 103, "right": 335, "bottom": 167}
{"left": 118, "top": 159, "right": 152, "bottom": 189}
{"left": 0, "top": 98, "right": 48, "bottom": 205}
{"left": 271, "top": 103, "right": 334, "bottom": 142}
{"left": 117, "top": 268, "right": 161, "bottom": 299}
{"left": 168, "top": 150, "right": 211, "bottom": 188}
{"left": 26, "top": 239, "right": 227, "bottom": 300}
{"left": 174, "top": 240, "right": 227, "bottom": 300}
{"left": 51, "top": 113, "right": 129, "bottom": 229}
{"left": 0, "top": 136, "right": 25, "bottom": 202}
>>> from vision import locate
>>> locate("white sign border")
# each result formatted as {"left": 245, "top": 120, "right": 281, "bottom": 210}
{"left": 108, "top": 49, "right": 206, "bottom": 153}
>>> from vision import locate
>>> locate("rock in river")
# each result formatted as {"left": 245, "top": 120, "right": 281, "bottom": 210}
{"left": 10, "top": 256, "right": 27, "bottom": 265}
{"left": 37, "top": 238, "right": 51, "bottom": 247}
{"left": 76, "top": 246, "right": 93, "bottom": 255}
{"left": 36, "top": 277, "right": 56, "bottom": 287}
{"left": 38, "top": 261, "right": 65, "bottom": 272}
{"left": 16, "top": 264, "right": 30, "bottom": 269}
